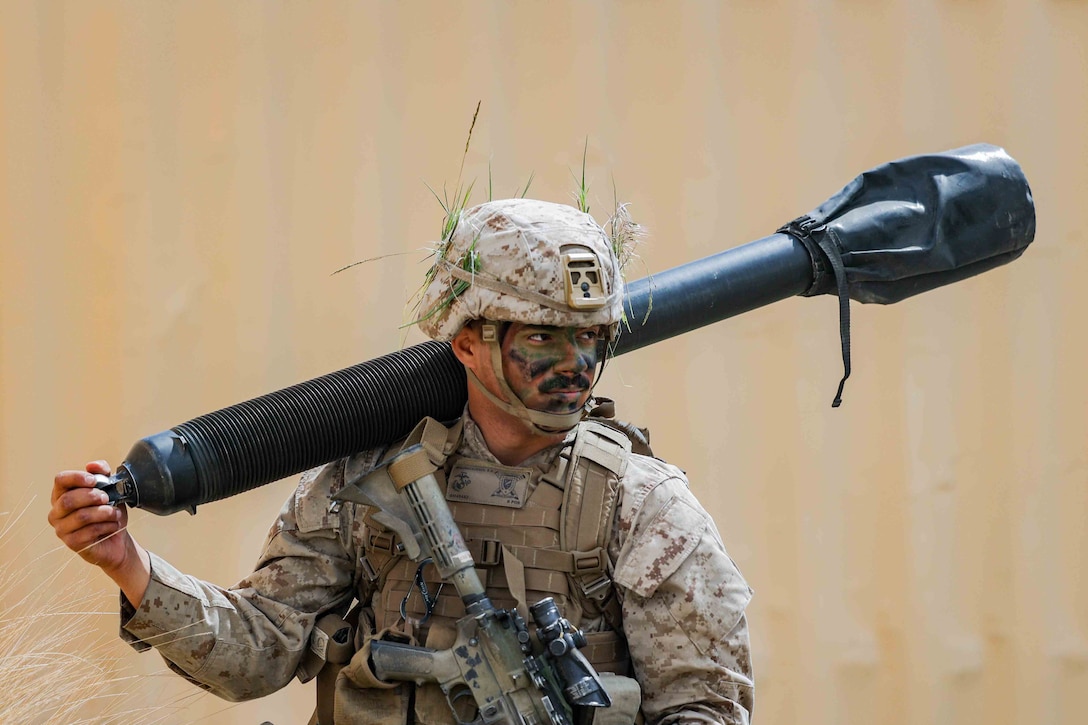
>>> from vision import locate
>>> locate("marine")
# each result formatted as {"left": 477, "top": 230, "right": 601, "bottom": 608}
{"left": 50, "top": 197, "right": 755, "bottom": 724}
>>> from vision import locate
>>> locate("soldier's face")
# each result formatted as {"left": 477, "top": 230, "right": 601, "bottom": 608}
{"left": 500, "top": 323, "right": 602, "bottom": 414}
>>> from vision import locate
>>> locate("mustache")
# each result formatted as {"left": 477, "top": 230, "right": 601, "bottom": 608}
{"left": 538, "top": 374, "right": 592, "bottom": 394}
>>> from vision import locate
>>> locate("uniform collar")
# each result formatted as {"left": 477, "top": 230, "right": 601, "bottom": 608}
{"left": 458, "top": 406, "right": 576, "bottom": 472}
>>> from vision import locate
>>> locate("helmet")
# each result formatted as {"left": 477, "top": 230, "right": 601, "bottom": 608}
{"left": 415, "top": 198, "right": 626, "bottom": 433}
{"left": 416, "top": 198, "right": 625, "bottom": 341}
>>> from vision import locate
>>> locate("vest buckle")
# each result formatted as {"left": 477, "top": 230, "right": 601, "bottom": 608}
{"left": 359, "top": 553, "right": 379, "bottom": 583}
{"left": 368, "top": 530, "right": 400, "bottom": 555}
{"left": 571, "top": 548, "right": 612, "bottom": 601}
{"left": 479, "top": 539, "right": 503, "bottom": 566}
{"left": 581, "top": 575, "right": 613, "bottom": 602}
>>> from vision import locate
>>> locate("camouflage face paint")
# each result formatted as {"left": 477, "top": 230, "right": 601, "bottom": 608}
{"left": 500, "top": 324, "right": 601, "bottom": 414}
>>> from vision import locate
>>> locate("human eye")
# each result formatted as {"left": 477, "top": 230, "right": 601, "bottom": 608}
{"left": 577, "top": 328, "right": 601, "bottom": 343}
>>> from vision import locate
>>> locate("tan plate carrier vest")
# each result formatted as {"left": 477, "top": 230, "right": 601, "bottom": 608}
{"left": 310, "top": 414, "right": 651, "bottom": 725}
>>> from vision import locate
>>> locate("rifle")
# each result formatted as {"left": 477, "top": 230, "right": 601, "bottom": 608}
{"left": 332, "top": 444, "right": 613, "bottom": 725}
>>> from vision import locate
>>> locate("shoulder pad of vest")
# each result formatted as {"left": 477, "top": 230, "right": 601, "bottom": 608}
{"left": 585, "top": 416, "right": 653, "bottom": 457}
{"left": 576, "top": 420, "right": 632, "bottom": 477}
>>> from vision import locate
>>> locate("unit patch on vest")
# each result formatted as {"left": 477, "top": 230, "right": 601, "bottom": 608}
{"left": 445, "top": 458, "right": 533, "bottom": 509}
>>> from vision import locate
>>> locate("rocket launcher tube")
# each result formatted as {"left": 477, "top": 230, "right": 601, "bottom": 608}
{"left": 101, "top": 143, "right": 1035, "bottom": 515}
{"left": 100, "top": 232, "right": 814, "bottom": 516}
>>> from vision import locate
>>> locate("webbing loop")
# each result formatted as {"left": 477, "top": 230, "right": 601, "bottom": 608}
{"left": 778, "top": 215, "right": 853, "bottom": 407}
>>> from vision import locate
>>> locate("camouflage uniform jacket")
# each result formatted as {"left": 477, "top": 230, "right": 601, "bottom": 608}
{"left": 121, "top": 411, "right": 755, "bottom": 724}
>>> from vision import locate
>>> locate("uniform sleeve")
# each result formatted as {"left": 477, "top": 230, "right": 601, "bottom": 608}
{"left": 612, "top": 464, "right": 754, "bottom": 725}
{"left": 119, "top": 459, "right": 367, "bottom": 702}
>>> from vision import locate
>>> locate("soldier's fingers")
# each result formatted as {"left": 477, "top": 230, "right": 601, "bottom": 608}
{"left": 51, "top": 470, "right": 98, "bottom": 505}
{"left": 86, "top": 460, "right": 112, "bottom": 475}
{"left": 50, "top": 485, "right": 111, "bottom": 521}
{"left": 63, "top": 521, "right": 125, "bottom": 555}
{"left": 61, "top": 496, "right": 121, "bottom": 531}
{"left": 50, "top": 492, "right": 119, "bottom": 531}
{"left": 52, "top": 462, "right": 110, "bottom": 503}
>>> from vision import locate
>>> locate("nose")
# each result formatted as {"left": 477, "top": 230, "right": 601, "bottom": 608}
{"left": 554, "top": 333, "right": 590, "bottom": 375}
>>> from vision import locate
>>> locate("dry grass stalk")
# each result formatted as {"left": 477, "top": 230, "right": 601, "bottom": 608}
{"left": 0, "top": 502, "right": 220, "bottom": 724}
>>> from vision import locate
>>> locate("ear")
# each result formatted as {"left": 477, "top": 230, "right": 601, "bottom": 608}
{"left": 450, "top": 323, "right": 484, "bottom": 372}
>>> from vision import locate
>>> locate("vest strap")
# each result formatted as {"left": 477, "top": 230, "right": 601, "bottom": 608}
{"left": 387, "top": 447, "right": 437, "bottom": 491}
{"left": 402, "top": 416, "right": 462, "bottom": 464}
{"left": 501, "top": 544, "right": 530, "bottom": 621}
{"left": 561, "top": 421, "right": 630, "bottom": 628}
{"left": 306, "top": 611, "right": 357, "bottom": 725}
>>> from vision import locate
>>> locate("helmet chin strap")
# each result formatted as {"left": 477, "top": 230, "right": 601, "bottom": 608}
{"left": 468, "top": 321, "right": 601, "bottom": 435}
{"left": 465, "top": 366, "right": 586, "bottom": 434}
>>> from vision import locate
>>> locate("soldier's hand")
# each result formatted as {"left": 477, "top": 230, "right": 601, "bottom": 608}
{"left": 49, "top": 460, "right": 133, "bottom": 571}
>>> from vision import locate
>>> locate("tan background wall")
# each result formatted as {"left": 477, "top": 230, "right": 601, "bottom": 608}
{"left": 2, "top": 1, "right": 1085, "bottom": 723}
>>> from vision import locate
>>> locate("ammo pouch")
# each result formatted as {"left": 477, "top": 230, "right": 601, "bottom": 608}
{"left": 307, "top": 619, "right": 419, "bottom": 725}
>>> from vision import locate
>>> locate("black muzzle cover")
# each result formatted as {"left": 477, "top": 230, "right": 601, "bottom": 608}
{"left": 779, "top": 144, "right": 1035, "bottom": 405}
